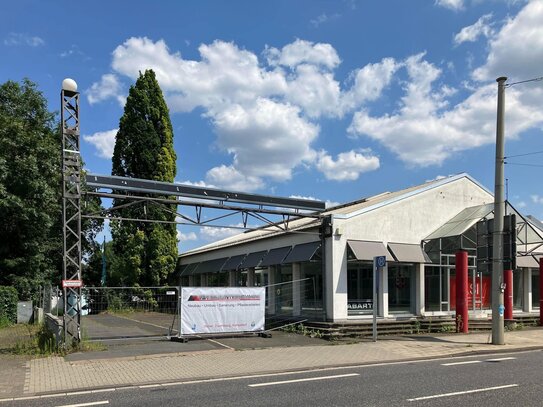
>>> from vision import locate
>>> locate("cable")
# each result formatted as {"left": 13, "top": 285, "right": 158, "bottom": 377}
{"left": 505, "top": 150, "right": 543, "bottom": 159}
{"left": 505, "top": 76, "right": 543, "bottom": 87}
{"left": 504, "top": 162, "right": 543, "bottom": 168}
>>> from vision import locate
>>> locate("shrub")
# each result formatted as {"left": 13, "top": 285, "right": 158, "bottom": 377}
{"left": 0, "top": 286, "right": 18, "bottom": 324}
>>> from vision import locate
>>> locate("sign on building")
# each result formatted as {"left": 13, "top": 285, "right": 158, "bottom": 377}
{"left": 180, "top": 287, "right": 265, "bottom": 335}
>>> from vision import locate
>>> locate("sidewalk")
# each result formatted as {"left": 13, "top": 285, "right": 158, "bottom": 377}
{"left": 2, "top": 328, "right": 543, "bottom": 400}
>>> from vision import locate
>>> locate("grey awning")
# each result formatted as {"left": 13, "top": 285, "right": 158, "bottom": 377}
{"left": 180, "top": 262, "right": 200, "bottom": 276}
{"left": 516, "top": 256, "right": 539, "bottom": 268}
{"left": 194, "top": 257, "right": 228, "bottom": 274}
{"left": 388, "top": 243, "right": 432, "bottom": 263}
{"left": 221, "top": 254, "right": 246, "bottom": 271}
{"left": 347, "top": 240, "right": 394, "bottom": 262}
{"left": 239, "top": 250, "right": 268, "bottom": 269}
{"left": 283, "top": 241, "right": 321, "bottom": 263}
{"left": 260, "top": 246, "right": 292, "bottom": 267}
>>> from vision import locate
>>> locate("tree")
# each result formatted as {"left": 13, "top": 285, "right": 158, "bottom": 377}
{"left": 0, "top": 79, "right": 102, "bottom": 299}
{"left": 111, "top": 70, "right": 178, "bottom": 287}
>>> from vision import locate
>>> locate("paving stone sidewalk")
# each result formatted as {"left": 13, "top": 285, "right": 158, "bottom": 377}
{"left": 2, "top": 328, "right": 542, "bottom": 400}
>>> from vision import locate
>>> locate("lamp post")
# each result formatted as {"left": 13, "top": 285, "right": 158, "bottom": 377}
{"left": 492, "top": 76, "right": 507, "bottom": 345}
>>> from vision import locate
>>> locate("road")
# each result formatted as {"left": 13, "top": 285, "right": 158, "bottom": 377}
{"left": 5, "top": 349, "right": 542, "bottom": 407}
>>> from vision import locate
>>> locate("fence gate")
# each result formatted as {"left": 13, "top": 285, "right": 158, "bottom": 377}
{"left": 80, "top": 286, "right": 180, "bottom": 341}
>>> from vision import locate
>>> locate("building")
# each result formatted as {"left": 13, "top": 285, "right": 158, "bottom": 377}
{"left": 178, "top": 173, "right": 542, "bottom": 322}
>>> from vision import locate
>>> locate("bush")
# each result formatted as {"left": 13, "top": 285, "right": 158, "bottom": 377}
{"left": 0, "top": 286, "right": 18, "bottom": 324}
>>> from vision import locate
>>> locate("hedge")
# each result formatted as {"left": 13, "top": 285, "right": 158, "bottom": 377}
{"left": 0, "top": 286, "right": 18, "bottom": 324}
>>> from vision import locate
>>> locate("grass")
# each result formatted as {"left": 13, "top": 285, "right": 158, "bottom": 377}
{"left": 0, "top": 323, "right": 106, "bottom": 356}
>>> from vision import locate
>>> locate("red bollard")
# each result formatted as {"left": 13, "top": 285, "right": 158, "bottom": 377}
{"left": 504, "top": 269, "right": 513, "bottom": 321}
{"left": 540, "top": 259, "right": 543, "bottom": 327}
{"left": 456, "top": 251, "right": 469, "bottom": 333}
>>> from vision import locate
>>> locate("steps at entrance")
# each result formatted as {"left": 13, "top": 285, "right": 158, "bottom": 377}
{"left": 302, "top": 315, "right": 541, "bottom": 340}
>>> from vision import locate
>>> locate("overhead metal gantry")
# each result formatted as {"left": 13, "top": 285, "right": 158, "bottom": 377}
{"left": 84, "top": 174, "right": 325, "bottom": 232}
{"left": 60, "top": 80, "right": 326, "bottom": 345}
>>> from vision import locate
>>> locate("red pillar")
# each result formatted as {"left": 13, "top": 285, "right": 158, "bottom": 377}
{"left": 540, "top": 259, "right": 543, "bottom": 327}
{"left": 504, "top": 269, "right": 513, "bottom": 320}
{"left": 455, "top": 251, "right": 469, "bottom": 333}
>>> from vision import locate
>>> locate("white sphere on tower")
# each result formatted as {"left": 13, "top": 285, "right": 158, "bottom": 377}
{"left": 62, "top": 78, "right": 78, "bottom": 92}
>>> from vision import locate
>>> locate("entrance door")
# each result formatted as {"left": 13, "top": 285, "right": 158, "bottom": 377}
{"left": 425, "top": 265, "right": 450, "bottom": 312}
{"left": 388, "top": 265, "right": 414, "bottom": 313}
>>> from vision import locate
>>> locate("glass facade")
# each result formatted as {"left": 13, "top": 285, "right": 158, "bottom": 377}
{"left": 347, "top": 262, "right": 374, "bottom": 315}
{"left": 388, "top": 264, "right": 414, "bottom": 313}
{"left": 533, "top": 269, "right": 540, "bottom": 309}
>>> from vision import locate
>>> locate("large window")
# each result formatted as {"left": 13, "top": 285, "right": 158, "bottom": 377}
{"left": 347, "top": 263, "right": 373, "bottom": 315}
{"left": 533, "top": 269, "right": 540, "bottom": 309}
{"left": 388, "top": 264, "right": 414, "bottom": 313}
{"left": 301, "top": 262, "right": 323, "bottom": 312}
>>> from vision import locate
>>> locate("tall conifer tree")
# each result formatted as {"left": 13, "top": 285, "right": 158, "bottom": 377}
{"left": 111, "top": 70, "right": 177, "bottom": 286}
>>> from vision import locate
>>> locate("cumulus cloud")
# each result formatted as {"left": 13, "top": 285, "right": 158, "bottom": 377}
{"left": 454, "top": 14, "right": 494, "bottom": 45}
{"left": 200, "top": 225, "right": 245, "bottom": 241}
{"left": 435, "top": 0, "right": 464, "bottom": 11}
{"left": 83, "top": 129, "right": 118, "bottom": 159}
{"left": 177, "top": 230, "right": 198, "bottom": 242}
{"left": 316, "top": 149, "right": 380, "bottom": 181}
{"left": 90, "top": 37, "right": 396, "bottom": 188}
{"left": 4, "top": 32, "right": 44, "bottom": 47}
{"left": 349, "top": 46, "right": 543, "bottom": 166}
{"left": 531, "top": 195, "right": 543, "bottom": 205}
{"left": 86, "top": 74, "right": 125, "bottom": 106}
{"left": 290, "top": 195, "right": 341, "bottom": 209}
{"left": 473, "top": 1, "right": 543, "bottom": 81}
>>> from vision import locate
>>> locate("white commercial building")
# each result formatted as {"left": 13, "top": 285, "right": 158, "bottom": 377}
{"left": 179, "top": 174, "right": 542, "bottom": 322}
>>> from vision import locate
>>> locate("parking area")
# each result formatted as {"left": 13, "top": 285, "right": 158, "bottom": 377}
{"left": 72, "top": 311, "right": 329, "bottom": 363}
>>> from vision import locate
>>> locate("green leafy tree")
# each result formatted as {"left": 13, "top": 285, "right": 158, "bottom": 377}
{"left": 0, "top": 79, "right": 62, "bottom": 300}
{"left": 111, "top": 70, "right": 177, "bottom": 287}
{"left": 0, "top": 79, "right": 102, "bottom": 300}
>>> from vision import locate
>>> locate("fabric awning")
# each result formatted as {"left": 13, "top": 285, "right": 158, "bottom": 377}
{"left": 259, "top": 246, "right": 292, "bottom": 267}
{"left": 516, "top": 255, "right": 539, "bottom": 268}
{"left": 179, "top": 262, "right": 200, "bottom": 276}
{"left": 194, "top": 257, "right": 229, "bottom": 274}
{"left": 347, "top": 240, "right": 394, "bottom": 262}
{"left": 283, "top": 241, "right": 321, "bottom": 263}
{"left": 221, "top": 254, "right": 246, "bottom": 271}
{"left": 388, "top": 243, "right": 432, "bottom": 263}
{"left": 239, "top": 250, "right": 268, "bottom": 269}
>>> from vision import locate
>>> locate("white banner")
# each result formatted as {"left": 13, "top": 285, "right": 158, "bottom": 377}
{"left": 180, "top": 287, "right": 265, "bottom": 335}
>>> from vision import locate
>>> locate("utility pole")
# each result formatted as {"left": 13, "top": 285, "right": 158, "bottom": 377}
{"left": 492, "top": 76, "right": 507, "bottom": 345}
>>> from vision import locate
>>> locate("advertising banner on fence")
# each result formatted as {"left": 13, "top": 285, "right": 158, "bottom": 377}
{"left": 180, "top": 287, "right": 266, "bottom": 335}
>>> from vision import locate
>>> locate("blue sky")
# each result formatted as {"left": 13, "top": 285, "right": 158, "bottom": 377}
{"left": 2, "top": 0, "right": 543, "bottom": 252}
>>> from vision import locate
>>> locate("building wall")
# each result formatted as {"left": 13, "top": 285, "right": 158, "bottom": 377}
{"left": 327, "top": 177, "right": 493, "bottom": 321}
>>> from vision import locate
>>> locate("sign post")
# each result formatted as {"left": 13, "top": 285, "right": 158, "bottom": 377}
{"left": 373, "top": 255, "right": 386, "bottom": 342}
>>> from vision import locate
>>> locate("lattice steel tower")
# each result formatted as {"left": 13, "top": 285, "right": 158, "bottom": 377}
{"left": 61, "top": 79, "right": 82, "bottom": 345}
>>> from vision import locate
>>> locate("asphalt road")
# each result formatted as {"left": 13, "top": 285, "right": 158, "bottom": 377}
{"left": 7, "top": 349, "right": 543, "bottom": 407}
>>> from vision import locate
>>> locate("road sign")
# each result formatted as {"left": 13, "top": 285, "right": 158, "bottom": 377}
{"left": 62, "top": 279, "right": 83, "bottom": 288}
{"left": 375, "top": 255, "right": 386, "bottom": 268}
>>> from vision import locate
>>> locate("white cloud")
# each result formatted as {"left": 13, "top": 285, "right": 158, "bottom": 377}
{"left": 290, "top": 195, "right": 341, "bottom": 208}
{"left": 200, "top": 225, "right": 245, "bottom": 241}
{"left": 211, "top": 98, "right": 319, "bottom": 181}
{"left": 92, "top": 37, "right": 401, "bottom": 187}
{"left": 86, "top": 74, "right": 125, "bottom": 106}
{"left": 316, "top": 149, "right": 380, "bottom": 181}
{"left": 264, "top": 39, "right": 341, "bottom": 70}
{"left": 454, "top": 14, "right": 494, "bottom": 45}
{"left": 310, "top": 13, "right": 341, "bottom": 28}
{"left": 531, "top": 195, "right": 543, "bottom": 204}
{"left": 473, "top": 1, "right": 543, "bottom": 81}
{"left": 206, "top": 165, "right": 265, "bottom": 192}
{"left": 4, "top": 32, "right": 44, "bottom": 47}
{"left": 342, "top": 58, "right": 400, "bottom": 111}
{"left": 515, "top": 201, "right": 527, "bottom": 208}
{"left": 83, "top": 129, "right": 118, "bottom": 159}
{"left": 176, "top": 179, "right": 216, "bottom": 188}
{"left": 349, "top": 50, "right": 543, "bottom": 166}
{"left": 177, "top": 230, "right": 198, "bottom": 242}
{"left": 435, "top": 0, "right": 464, "bottom": 11}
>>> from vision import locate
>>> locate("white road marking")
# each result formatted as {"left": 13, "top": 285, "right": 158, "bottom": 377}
{"left": 441, "top": 360, "right": 482, "bottom": 366}
{"left": 206, "top": 338, "right": 234, "bottom": 350}
{"left": 407, "top": 384, "right": 519, "bottom": 401}
{"left": 248, "top": 373, "right": 359, "bottom": 387}
{"left": 486, "top": 357, "right": 516, "bottom": 362}
{"left": 56, "top": 401, "right": 109, "bottom": 407}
